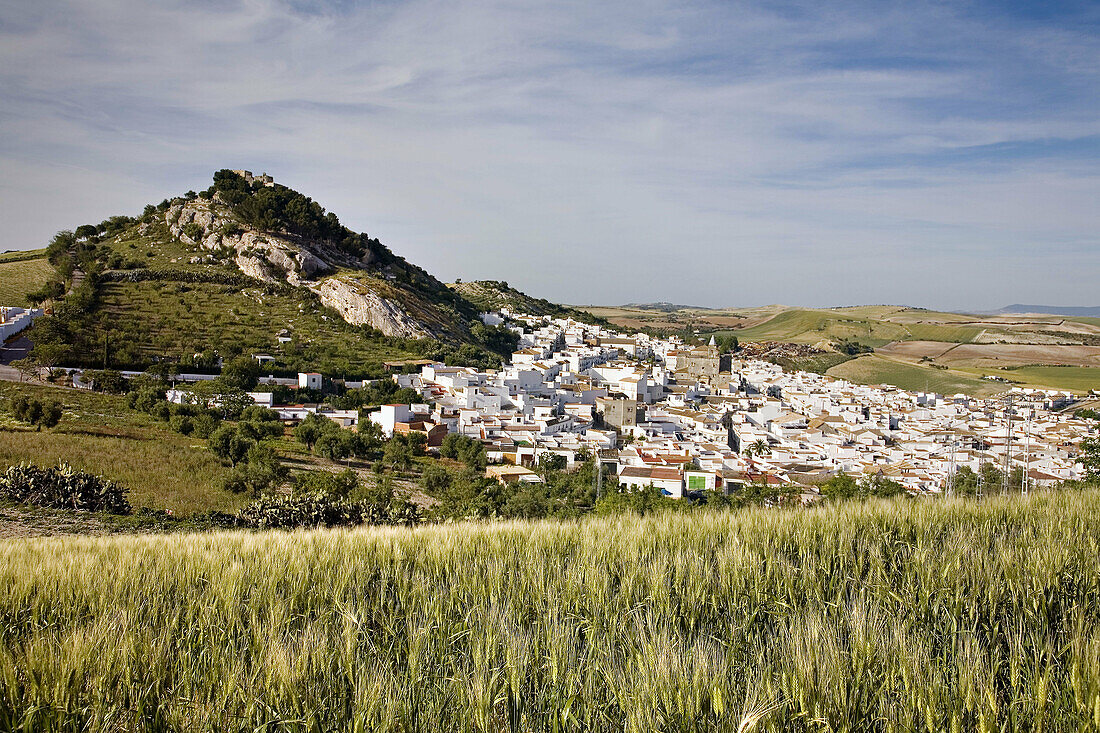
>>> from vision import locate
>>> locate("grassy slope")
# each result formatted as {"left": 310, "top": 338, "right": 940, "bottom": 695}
{"left": 826, "top": 353, "right": 1001, "bottom": 396}
{"left": 0, "top": 383, "right": 242, "bottom": 515}
{"left": 953, "top": 365, "right": 1100, "bottom": 393}
{"left": 450, "top": 280, "right": 569, "bottom": 317}
{"left": 3, "top": 491, "right": 1100, "bottom": 730}
{"left": 26, "top": 221, "right": 426, "bottom": 376}
{"left": 718, "top": 308, "right": 983, "bottom": 346}
{"left": 91, "top": 279, "right": 417, "bottom": 374}
{"left": 0, "top": 253, "right": 52, "bottom": 306}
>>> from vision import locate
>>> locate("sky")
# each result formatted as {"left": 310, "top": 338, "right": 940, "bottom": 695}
{"left": 0, "top": 0, "right": 1097, "bottom": 311}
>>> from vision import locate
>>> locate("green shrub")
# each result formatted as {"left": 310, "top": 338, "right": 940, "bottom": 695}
{"left": 9, "top": 395, "right": 62, "bottom": 430}
{"left": 168, "top": 414, "right": 195, "bottom": 435}
{"left": 83, "top": 369, "right": 130, "bottom": 394}
{"left": 191, "top": 413, "right": 219, "bottom": 438}
{"left": 0, "top": 462, "right": 131, "bottom": 514}
{"left": 182, "top": 222, "right": 205, "bottom": 242}
{"left": 235, "top": 492, "right": 419, "bottom": 529}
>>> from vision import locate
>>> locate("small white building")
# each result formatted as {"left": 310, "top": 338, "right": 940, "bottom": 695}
{"left": 299, "top": 372, "right": 322, "bottom": 390}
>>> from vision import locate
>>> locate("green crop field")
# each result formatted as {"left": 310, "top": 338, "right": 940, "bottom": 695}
{"left": 826, "top": 354, "right": 1000, "bottom": 395}
{"left": 714, "top": 308, "right": 983, "bottom": 347}
{"left": 0, "top": 384, "right": 242, "bottom": 515}
{"left": 0, "top": 253, "right": 52, "bottom": 306}
{"left": 955, "top": 365, "right": 1100, "bottom": 393}
{"left": 3, "top": 491, "right": 1100, "bottom": 731}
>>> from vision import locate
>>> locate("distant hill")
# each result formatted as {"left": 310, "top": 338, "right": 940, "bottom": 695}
{"left": 999, "top": 305, "right": 1100, "bottom": 317}
{"left": 621, "top": 302, "right": 710, "bottom": 312}
{"left": 450, "top": 280, "right": 605, "bottom": 324}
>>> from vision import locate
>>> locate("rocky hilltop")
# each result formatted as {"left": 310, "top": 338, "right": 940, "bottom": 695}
{"left": 163, "top": 170, "right": 474, "bottom": 339}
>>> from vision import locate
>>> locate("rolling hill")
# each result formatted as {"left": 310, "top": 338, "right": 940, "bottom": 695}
{"left": 581, "top": 303, "right": 1100, "bottom": 394}
{"left": 2, "top": 170, "right": 523, "bottom": 378}
{"left": 999, "top": 304, "right": 1100, "bottom": 317}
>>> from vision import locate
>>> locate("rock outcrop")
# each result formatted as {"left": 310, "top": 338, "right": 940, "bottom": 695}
{"left": 312, "top": 277, "right": 434, "bottom": 339}
{"left": 166, "top": 200, "right": 331, "bottom": 286}
{"left": 163, "top": 196, "right": 449, "bottom": 339}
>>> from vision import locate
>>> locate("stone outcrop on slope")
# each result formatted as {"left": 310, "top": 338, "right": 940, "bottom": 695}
{"left": 312, "top": 277, "right": 433, "bottom": 339}
{"left": 163, "top": 197, "right": 450, "bottom": 339}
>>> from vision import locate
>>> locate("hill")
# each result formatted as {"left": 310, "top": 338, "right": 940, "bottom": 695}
{"left": 4, "top": 170, "right": 522, "bottom": 378}
{"left": 449, "top": 280, "right": 604, "bottom": 324}
{"left": 580, "top": 303, "right": 1100, "bottom": 394}
{"left": 999, "top": 304, "right": 1100, "bottom": 317}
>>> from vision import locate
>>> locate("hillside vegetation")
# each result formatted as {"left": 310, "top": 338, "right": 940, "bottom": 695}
{"left": 0, "top": 383, "right": 242, "bottom": 515}
{"left": 2, "top": 490, "right": 1100, "bottom": 730}
{"left": 7, "top": 171, "right": 520, "bottom": 378}
{"left": 450, "top": 280, "right": 601, "bottom": 323}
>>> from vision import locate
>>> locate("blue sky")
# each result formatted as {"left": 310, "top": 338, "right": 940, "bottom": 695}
{"left": 0, "top": 0, "right": 1097, "bottom": 310}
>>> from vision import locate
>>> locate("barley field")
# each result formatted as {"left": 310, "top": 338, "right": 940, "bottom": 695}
{"left": 3, "top": 491, "right": 1100, "bottom": 731}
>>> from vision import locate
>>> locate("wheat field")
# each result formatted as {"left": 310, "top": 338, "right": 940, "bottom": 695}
{"left": 2, "top": 491, "right": 1100, "bottom": 731}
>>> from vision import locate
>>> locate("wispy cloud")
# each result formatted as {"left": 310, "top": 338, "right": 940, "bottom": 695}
{"left": 0, "top": 0, "right": 1097, "bottom": 309}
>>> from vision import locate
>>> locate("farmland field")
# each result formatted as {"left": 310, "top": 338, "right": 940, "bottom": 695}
{"left": 826, "top": 354, "right": 1000, "bottom": 395}
{"left": 878, "top": 341, "right": 1100, "bottom": 368}
{"left": 3, "top": 490, "right": 1100, "bottom": 731}
{"left": 0, "top": 251, "right": 51, "bottom": 306}
{"left": 955, "top": 365, "right": 1100, "bottom": 393}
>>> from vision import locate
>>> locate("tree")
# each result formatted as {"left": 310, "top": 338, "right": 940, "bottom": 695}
{"left": 538, "top": 453, "right": 567, "bottom": 474}
{"left": 820, "top": 473, "right": 859, "bottom": 500}
{"left": 10, "top": 358, "right": 39, "bottom": 382}
{"left": 440, "top": 432, "right": 487, "bottom": 470}
{"left": 84, "top": 369, "right": 129, "bottom": 394}
{"left": 860, "top": 474, "right": 907, "bottom": 498}
{"left": 1080, "top": 438, "right": 1100, "bottom": 483}
{"left": 295, "top": 413, "right": 337, "bottom": 450}
{"left": 383, "top": 436, "right": 414, "bottom": 472}
{"left": 714, "top": 334, "right": 739, "bottom": 354}
{"left": 219, "top": 357, "right": 261, "bottom": 391}
{"left": 222, "top": 444, "right": 288, "bottom": 495}
{"left": 145, "top": 361, "right": 180, "bottom": 384}
{"left": 743, "top": 439, "right": 770, "bottom": 459}
{"left": 295, "top": 469, "right": 359, "bottom": 499}
{"left": 357, "top": 420, "right": 384, "bottom": 455}
{"left": 420, "top": 464, "right": 452, "bottom": 495}
{"left": 820, "top": 472, "right": 906, "bottom": 501}
{"left": 29, "top": 342, "right": 69, "bottom": 379}
{"left": 316, "top": 431, "right": 361, "bottom": 462}
{"left": 74, "top": 224, "right": 98, "bottom": 240}
{"left": 405, "top": 431, "right": 427, "bottom": 457}
{"left": 208, "top": 425, "right": 255, "bottom": 466}
{"left": 948, "top": 465, "right": 978, "bottom": 495}
{"left": 192, "top": 381, "right": 253, "bottom": 419}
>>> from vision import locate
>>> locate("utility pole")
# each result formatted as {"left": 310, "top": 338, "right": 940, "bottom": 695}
{"left": 1023, "top": 411, "right": 1032, "bottom": 495}
{"left": 1002, "top": 395, "right": 1014, "bottom": 495}
{"left": 947, "top": 431, "right": 957, "bottom": 496}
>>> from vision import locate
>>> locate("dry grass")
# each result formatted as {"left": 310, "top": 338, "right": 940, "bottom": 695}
{"left": 0, "top": 383, "right": 242, "bottom": 515}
